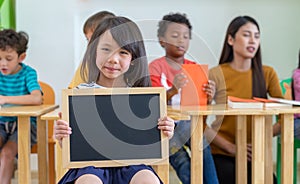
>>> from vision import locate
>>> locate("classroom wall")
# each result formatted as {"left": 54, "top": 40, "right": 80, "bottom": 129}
{"left": 16, "top": 0, "right": 300, "bottom": 170}
{"left": 16, "top": 0, "right": 300, "bottom": 105}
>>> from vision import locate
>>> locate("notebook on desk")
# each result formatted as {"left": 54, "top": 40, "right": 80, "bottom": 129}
{"left": 265, "top": 97, "right": 300, "bottom": 106}
{"left": 227, "top": 96, "right": 294, "bottom": 109}
{"left": 227, "top": 96, "right": 263, "bottom": 109}
{"left": 180, "top": 64, "right": 208, "bottom": 106}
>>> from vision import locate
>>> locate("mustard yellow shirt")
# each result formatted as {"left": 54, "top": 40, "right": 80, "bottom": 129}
{"left": 208, "top": 63, "right": 283, "bottom": 156}
{"left": 68, "top": 63, "right": 85, "bottom": 89}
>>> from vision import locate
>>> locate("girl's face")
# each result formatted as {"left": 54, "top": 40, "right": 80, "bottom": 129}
{"left": 0, "top": 48, "right": 24, "bottom": 75}
{"left": 96, "top": 30, "right": 132, "bottom": 85}
{"left": 160, "top": 23, "right": 190, "bottom": 58}
{"left": 228, "top": 22, "right": 260, "bottom": 60}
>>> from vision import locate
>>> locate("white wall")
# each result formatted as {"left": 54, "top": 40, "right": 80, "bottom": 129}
{"left": 16, "top": 0, "right": 300, "bottom": 105}
{"left": 16, "top": 0, "right": 300, "bottom": 169}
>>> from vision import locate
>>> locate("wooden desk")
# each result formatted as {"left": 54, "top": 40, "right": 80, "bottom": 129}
{"left": 274, "top": 107, "right": 300, "bottom": 184}
{"left": 41, "top": 110, "right": 64, "bottom": 183}
{"left": 0, "top": 104, "right": 59, "bottom": 184}
{"left": 167, "top": 106, "right": 190, "bottom": 121}
{"left": 170, "top": 104, "right": 300, "bottom": 184}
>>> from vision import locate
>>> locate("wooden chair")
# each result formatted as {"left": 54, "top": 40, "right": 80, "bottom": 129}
{"left": 31, "top": 81, "right": 56, "bottom": 184}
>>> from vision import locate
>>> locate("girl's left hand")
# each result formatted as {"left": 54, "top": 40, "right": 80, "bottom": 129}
{"left": 203, "top": 80, "right": 216, "bottom": 104}
{"left": 157, "top": 116, "right": 175, "bottom": 139}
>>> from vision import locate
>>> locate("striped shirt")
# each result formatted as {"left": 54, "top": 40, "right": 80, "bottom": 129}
{"left": 0, "top": 63, "right": 41, "bottom": 123}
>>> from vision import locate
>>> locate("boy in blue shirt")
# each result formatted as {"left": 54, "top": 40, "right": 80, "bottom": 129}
{"left": 0, "top": 29, "right": 42, "bottom": 183}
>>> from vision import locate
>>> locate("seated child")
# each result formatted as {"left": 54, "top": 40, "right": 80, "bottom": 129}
{"left": 55, "top": 16, "right": 175, "bottom": 184}
{"left": 292, "top": 49, "right": 300, "bottom": 139}
{"left": 0, "top": 29, "right": 42, "bottom": 183}
{"left": 68, "top": 10, "right": 115, "bottom": 89}
{"left": 149, "top": 12, "right": 219, "bottom": 184}
{"left": 274, "top": 49, "right": 300, "bottom": 139}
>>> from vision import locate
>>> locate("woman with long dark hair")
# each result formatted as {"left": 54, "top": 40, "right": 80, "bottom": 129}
{"left": 206, "top": 16, "right": 283, "bottom": 184}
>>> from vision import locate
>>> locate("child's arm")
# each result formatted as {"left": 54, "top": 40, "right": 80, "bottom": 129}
{"left": 167, "top": 73, "right": 188, "bottom": 101}
{"left": 0, "top": 90, "right": 42, "bottom": 105}
{"left": 157, "top": 116, "right": 175, "bottom": 139}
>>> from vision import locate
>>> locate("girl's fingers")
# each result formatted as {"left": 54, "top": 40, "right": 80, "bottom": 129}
{"left": 54, "top": 120, "right": 72, "bottom": 141}
{"left": 162, "top": 130, "right": 173, "bottom": 138}
{"left": 58, "top": 112, "right": 62, "bottom": 118}
{"left": 157, "top": 116, "right": 175, "bottom": 138}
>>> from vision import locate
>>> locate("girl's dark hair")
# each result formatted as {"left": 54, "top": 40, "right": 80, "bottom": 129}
{"left": 291, "top": 49, "right": 300, "bottom": 100}
{"left": 157, "top": 12, "right": 192, "bottom": 39}
{"left": 81, "top": 16, "right": 151, "bottom": 87}
{"left": 219, "top": 16, "right": 267, "bottom": 98}
{"left": 0, "top": 29, "right": 28, "bottom": 56}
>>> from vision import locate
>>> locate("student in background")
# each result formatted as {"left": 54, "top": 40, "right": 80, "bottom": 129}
{"left": 291, "top": 49, "right": 300, "bottom": 139}
{"left": 273, "top": 49, "right": 300, "bottom": 139}
{"left": 55, "top": 16, "right": 175, "bottom": 184}
{"left": 0, "top": 29, "right": 42, "bottom": 184}
{"left": 149, "top": 12, "right": 219, "bottom": 184}
{"left": 207, "top": 15, "right": 282, "bottom": 184}
{"left": 68, "top": 10, "right": 115, "bottom": 89}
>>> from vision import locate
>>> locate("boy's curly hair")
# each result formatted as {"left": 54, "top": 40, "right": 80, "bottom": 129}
{"left": 0, "top": 29, "right": 29, "bottom": 55}
{"left": 157, "top": 12, "right": 192, "bottom": 39}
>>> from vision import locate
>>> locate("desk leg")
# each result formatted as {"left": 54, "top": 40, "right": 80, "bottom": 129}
{"left": 18, "top": 116, "right": 31, "bottom": 184}
{"left": 56, "top": 140, "right": 66, "bottom": 182}
{"left": 281, "top": 114, "right": 294, "bottom": 184}
{"left": 236, "top": 115, "right": 247, "bottom": 184}
{"left": 265, "top": 116, "right": 273, "bottom": 184}
{"left": 252, "top": 115, "right": 265, "bottom": 184}
{"left": 191, "top": 115, "right": 203, "bottom": 184}
{"left": 153, "top": 165, "right": 169, "bottom": 184}
{"left": 37, "top": 117, "right": 49, "bottom": 184}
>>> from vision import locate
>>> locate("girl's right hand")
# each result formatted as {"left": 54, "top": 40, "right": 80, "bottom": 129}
{"left": 54, "top": 119, "right": 72, "bottom": 146}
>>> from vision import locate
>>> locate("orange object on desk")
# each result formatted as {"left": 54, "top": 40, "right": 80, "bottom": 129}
{"left": 181, "top": 64, "right": 208, "bottom": 106}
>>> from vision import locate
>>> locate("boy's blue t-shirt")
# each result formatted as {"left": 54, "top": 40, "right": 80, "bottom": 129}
{"left": 0, "top": 63, "right": 41, "bottom": 124}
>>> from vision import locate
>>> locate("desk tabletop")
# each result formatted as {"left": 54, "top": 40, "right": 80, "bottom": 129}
{"left": 41, "top": 109, "right": 60, "bottom": 120}
{"left": 169, "top": 104, "right": 300, "bottom": 116}
{"left": 0, "top": 104, "right": 59, "bottom": 116}
{"left": 42, "top": 108, "right": 191, "bottom": 121}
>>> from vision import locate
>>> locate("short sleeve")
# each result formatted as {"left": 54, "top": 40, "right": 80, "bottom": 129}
{"left": 149, "top": 61, "right": 164, "bottom": 87}
{"left": 25, "top": 67, "right": 41, "bottom": 93}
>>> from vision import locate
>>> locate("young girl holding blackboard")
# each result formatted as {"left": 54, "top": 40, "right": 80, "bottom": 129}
{"left": 54, "top": 16, "right": 174, "bottom": 184}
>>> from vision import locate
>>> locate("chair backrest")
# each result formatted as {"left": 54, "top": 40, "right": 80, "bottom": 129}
{"left": 280, "top": 78, "right": 292, "bottom": 100}
{"left": 39, "top": 81, "right": 55, "bottom": 105}
{"left": 39, "top": 81, "right": 55, "bottom": 138}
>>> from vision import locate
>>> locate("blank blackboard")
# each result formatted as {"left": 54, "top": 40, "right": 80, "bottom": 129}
{"left": 61, "top": 87, "right": 168, "bottom": 168}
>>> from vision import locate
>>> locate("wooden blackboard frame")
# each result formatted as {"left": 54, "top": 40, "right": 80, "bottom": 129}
{"left": 61, "top": 87, "right": 168, "bottom": 169}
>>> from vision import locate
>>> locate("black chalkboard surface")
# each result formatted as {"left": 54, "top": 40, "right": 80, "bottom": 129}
{"left": 61, "top": 87, "right": 168, "bottom": 168}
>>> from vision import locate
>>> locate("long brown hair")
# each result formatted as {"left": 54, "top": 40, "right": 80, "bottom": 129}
{"left": 219, "top": 16, "right": 267, "bottom": 98}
